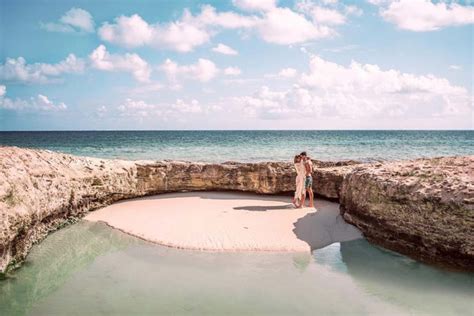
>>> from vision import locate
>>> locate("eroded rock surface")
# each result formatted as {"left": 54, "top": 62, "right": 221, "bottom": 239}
{"left": 340, "top": 157, "right": 474, "bottom": 271}
{"left": 0, "top": 146, "right": 472, "bottom": 273}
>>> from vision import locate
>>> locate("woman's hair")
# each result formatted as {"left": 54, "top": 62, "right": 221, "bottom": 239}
{"left": 294, "top": 155, "right": 301, "bottom": 163}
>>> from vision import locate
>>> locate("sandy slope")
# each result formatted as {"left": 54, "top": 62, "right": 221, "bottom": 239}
{"left": 85, "top": 192, "right": 362, "bottom": 252}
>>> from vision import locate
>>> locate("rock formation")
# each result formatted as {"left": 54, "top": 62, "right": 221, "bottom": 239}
{"left": 340, "top": 157, "right": 474, "bottom": 271}
{"left": 0, "top": 146, "right": 472, "bottom": 273}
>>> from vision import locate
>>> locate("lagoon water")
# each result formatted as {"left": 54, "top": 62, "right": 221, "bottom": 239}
{"left": 1, "top": 221, "right": 473, "bottom": 316}
{"left": 1, "top": 130, "right": 473, "bottom": 162}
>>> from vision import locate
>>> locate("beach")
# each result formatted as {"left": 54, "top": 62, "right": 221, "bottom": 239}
{"left": 85, "top": 192, "right": 362, "bottom": 251}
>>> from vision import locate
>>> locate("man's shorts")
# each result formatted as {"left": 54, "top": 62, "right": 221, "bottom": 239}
{"left": 304, "top": 176, "right": 313, "bottom": 189}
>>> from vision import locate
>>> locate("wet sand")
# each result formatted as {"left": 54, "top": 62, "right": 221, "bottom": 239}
{"left": 85, "top": 192, "right": 362, "bottom": 252}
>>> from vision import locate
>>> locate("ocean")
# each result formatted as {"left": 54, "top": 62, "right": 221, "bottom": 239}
{"left": 0, "top": 130, "right": 472, "bottom": 162}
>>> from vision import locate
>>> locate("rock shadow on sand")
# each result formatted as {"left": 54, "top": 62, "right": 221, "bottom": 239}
{"left": 233, "top": 204, "right": 294, "bottom": 212}
{"left": 142, "top": 191, "right": 292, "bottom": 202}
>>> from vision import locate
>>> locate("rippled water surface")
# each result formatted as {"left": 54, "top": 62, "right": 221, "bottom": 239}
{"left": 1, "top": 221, "right": 472, "bottom": 315}
{"left": 1, "top": 130, "right": 472, "bottom": 162}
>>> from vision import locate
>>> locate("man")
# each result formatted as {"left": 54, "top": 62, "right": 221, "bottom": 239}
{"left": 300, "top": 152, "right": 314, "bottom": 208}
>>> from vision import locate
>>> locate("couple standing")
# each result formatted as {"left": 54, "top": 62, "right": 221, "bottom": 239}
{"left": 293, "top": 151, "right": 314, "bottom": 208}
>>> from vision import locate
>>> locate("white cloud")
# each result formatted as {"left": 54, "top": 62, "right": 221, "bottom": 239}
{"left": 41, "top": 8, "right": 94, "bottom": 33}
{"left": 234, "top": 55, "right": 470, "bottom": 120}
{"left": 344, "top": 5, "right": 364, "bottom": 16}
{"left": 223, "top": 77, "right": 262, "bottom": 85}
{"left": 35, "top": 94, "right": 67, "bottom": 111}
{"left": 89, "top": 45, "right": 151, "bottom": 82}
{"left": 0, "top": 85, "right": 67, "bottom": 111}
{"left": 115, "top": 98, "right": 221, "bottom": 120}
{"left": 98, "top": 12, "right": 211, "bottom": 52}
{"left": 232, "top": 0, "right": 276, "bottom": 11}
{"left": 234, "top": 85, "right": 322, "bottom": 119}
{"left": 212, "top": 43, "right": 239, "bottom": 55}
{"left": 309, "top": 6, "right": 347, "bottom": 25}
{"left": 320, "top": 0, "right": 338, "bottom": 4}
{"left": 0, "top": 54, "right": 85, "bottom": 83}
{"left": 257, "top": 7, "right": 333, "bottom": 44}
{"left": 153, "top": 10, "right": 212, "bottom": 52}
{"left": 41, "top": 23, "right": 75, "bottom": 33}
{"left": 155, "top": 23, "right": 209, "bottom": 53}
{"left": 1, "top": 46, "right": 151, "bottom": 84}
{"left": 367, "top": 0, "right": 390, "bottom": 4}
{"left": 160, "top": 58, "right": 219, "bottom": 82}
{"left": 99, "top": 2, "right": 357, "bottom": 51}
{"left": 193, "top": 5, "right": 259, "bottom": 29}
{"left": 254, "top": 1, "right": 362, "bottom": 44}
{"left": 263, "top": 67, "right": 297, "bottom": 79}
{"left": 300, "top": 55, "right": 466, "bottom": 96}
{"left": 129, "top": 83, "right": 165, "bottom": 94}
{"left": 224, "top": 66, "right": 242, "bottom": 76}
{"left": 449, "top": 65, "right": 462, "bottom": 70}
{"left": 278, "top": 67, "right": 297, "bottom": 78}
{"left": 295, "top": 0, "right": 363, "bottom": 26}
{"left": 198, "top": 4, "right": 334, "bottom": 44}
{"left": 118, "top": 98, "right": 158, "bottom": 118}
{"left": 98, "top": 14, "right": 153, "bottom": 48}
{"left": 373, "top": 0, "right": 474, "bottom": 31}
{"left": 60, "top": 8, "right": 95, "bottom": 32}
{"left": 172, "top": 99, "right": 202, "bottom": 113}
{"left": 96, "top": 105, "right": 108, "bottom": 118}
{"left": 344, "top": 5, "right": 363, "bottom": 16}
{"left": 299, "top": 56, "right": 471, "bottom": 118}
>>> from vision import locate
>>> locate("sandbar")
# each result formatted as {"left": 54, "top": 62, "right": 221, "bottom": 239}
{"left": 85, "top": 192, "right": 362, "bottom": 252}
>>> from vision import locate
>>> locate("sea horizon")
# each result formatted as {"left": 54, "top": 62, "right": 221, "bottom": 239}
{"left": 1, "top": 129, "right": 473, "bottom": 131}
{"left": 1, "top": 130, "right": 473, "bottom": 163}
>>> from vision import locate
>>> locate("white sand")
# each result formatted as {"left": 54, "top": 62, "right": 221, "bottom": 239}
{"left": 85, "top": 192, "right": 361, "bottom": 252}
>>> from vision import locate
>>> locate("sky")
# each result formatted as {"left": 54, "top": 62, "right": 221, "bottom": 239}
{"left": 0, "top": 0, "right": 473, "bottom": 130}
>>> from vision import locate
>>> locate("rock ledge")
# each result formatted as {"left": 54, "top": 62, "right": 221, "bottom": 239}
{"left": 0, "top": 146, "right": 472, "bottom": 273}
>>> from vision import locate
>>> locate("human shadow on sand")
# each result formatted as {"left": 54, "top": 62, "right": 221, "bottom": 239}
{"left": 292, "top": 200, "right": 362, "bottom": 250}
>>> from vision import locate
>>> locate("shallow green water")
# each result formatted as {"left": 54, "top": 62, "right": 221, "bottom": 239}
{"left": 1, "top": 221, "right": 473, "bottom": 315}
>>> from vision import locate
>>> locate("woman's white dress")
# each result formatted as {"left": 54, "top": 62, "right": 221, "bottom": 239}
{"left": 294, "top": 162, "right": 305, "bottom": 200}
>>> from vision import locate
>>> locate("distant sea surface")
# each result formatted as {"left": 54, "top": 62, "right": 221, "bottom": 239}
{"left": 0, "top": 130, "right": 472, "bottom": 162}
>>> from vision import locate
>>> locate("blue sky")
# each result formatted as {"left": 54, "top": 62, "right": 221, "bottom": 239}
{"left": 0, "top": 0, "right": 472, "bottom": 130}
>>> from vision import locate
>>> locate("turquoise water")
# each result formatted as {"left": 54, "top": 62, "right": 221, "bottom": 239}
{"left": 0, "top": 130, "right": 472, "bottom": 162}
{"left": 1, "top": 221, "right": 473, "bottom": 315}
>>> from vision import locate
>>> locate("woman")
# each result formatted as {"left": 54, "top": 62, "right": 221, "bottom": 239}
{"left": 293, "top": 154, "right": 305, "bottom": 208}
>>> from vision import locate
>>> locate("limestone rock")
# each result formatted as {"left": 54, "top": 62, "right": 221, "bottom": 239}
{"left": 340, "top": 156, "right": 474, "bottom": 271}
